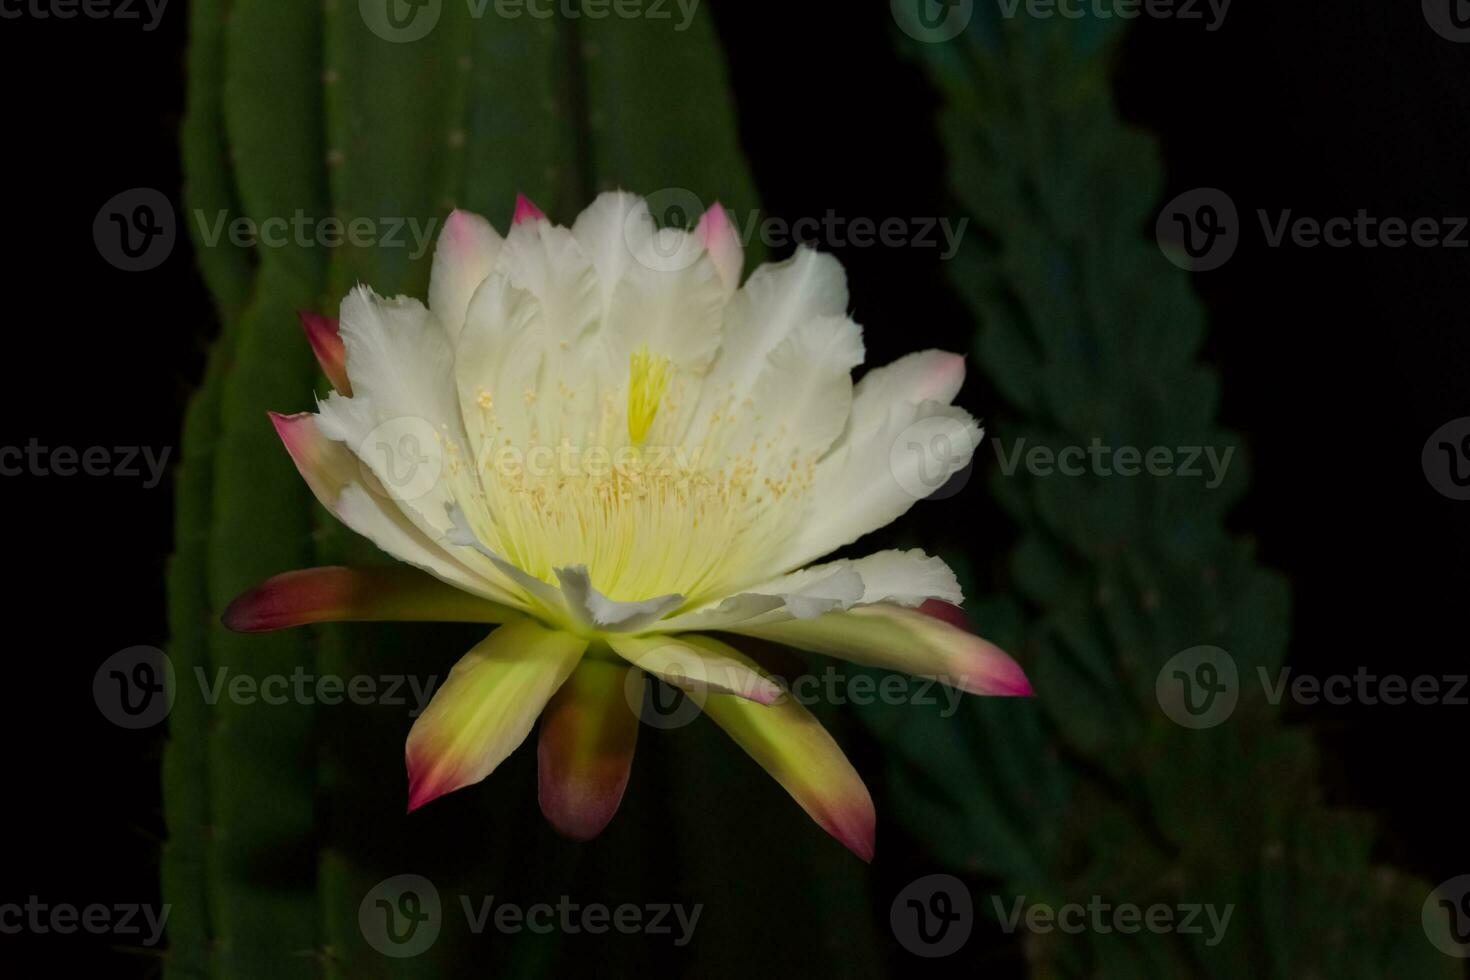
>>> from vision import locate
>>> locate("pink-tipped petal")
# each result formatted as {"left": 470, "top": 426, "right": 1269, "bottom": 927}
{"left": 537, "top": 659, "right": 640, "bottom": 841}
{"left": 221, "top": 566, "right": 518, "bottom": 632}
{"left": 297, "top": 312, "right": 350, "bottom": 394}
{"left": 429, "top": 209, "right": 502, "bottom": 341}
{"left": 701, "top": 682, "right": 876, "bottom": 862}
{"left": 513, "top": 193, "right": 546, "bottom": 225}
{"left": 261, "top": 411, "right": 520, "bottom": 605}
{"left": 406, "top": 620, "right": 586, "bottom": 812}
{"left": 735, "top": 602, "right": 1033, "bottom": 698}
{"left": 695, "top": 201, "right": 743, "bottom": 295}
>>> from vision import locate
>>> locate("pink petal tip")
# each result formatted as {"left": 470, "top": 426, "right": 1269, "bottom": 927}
{"left": 296, "top": 311, "right": 350, "bottom": 394}
{"left": 513, "top": 193, "right": 546, "bottom": 225}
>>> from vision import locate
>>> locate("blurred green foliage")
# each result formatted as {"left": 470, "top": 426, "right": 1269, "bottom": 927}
{"left": 855, "top": 7, "right": 1454, "bottom": 977}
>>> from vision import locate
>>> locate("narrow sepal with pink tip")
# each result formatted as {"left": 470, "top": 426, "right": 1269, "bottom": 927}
{"left": 537, "top": 658, "right": 641, "bottom": 841}
{"left": 221, "top": 566, "right": 518, "bottom": 633}
{"left": 736, "top": 602, "right": 1032, "bottom": 698}
{"left": 668, "top": 634, "right": 876, "bottom": 860}
{"left": 297, "top": 311, "right": 350, "bottom": 394}
{"left": 406, "top": 620, "right": 586, "bottom": 812}
{"left": 512, "top": 192, "right": 546, "bottom": 225}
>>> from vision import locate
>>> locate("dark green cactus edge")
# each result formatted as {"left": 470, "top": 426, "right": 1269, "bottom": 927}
{"left": 162, "top": 3, "right": 893, "bottom": 979}
{"left": 852, "top": 10, "right": 1455, "bottom": 978}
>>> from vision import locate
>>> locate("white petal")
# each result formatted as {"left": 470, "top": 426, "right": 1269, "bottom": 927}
{"left": 653, "top": 562, "right": 863, "bottom": 632}
{"left": 846, "top": 349, "right": 966, "bottom": 439}
{"left": 273, "top": 412, "right": 519, "bottom": 605}
{"left": 779, "top": 401, "right": 981, "bottom": 570}
{"left": 652, "top": 549, "right": 959, "bottom": 632}
{"left": 429, "top": 209, "right": 503, "bottom": 343}
{"left": 741, "top": 313, "right": 864, "bottom": 464}
{"left": 571, "top": 190, "right": 649, "bottom": 316}
{"left": 843, "top": 548, "right": 962, "bottom": 606}
{"left": 314, "top": 288, "right": 502, "bottom": 578}
{"left": 709, "top": 246, "right": 848, "bottom": 404}
{"left": 605, "top": 246, "right": 726, "bottom": 375}
{"left": 553, "top": 566, "right": 684, "bottom": 633}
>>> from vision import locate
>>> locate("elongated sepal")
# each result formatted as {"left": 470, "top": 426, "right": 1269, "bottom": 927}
{"left": 221, "top": 566, "right": 517, "bottom": 632}
{"left": 406, "top": 620, "right": 586, "bottom": 812}
{"left": 537, "top": 658, "right": 641, "bottom": 841}
{"left": 297, "top": 311, "right": 350, "bottom": 394}
{"left": 736, "top": 602, "right": 1032, "bottom": 697}
{"left": 701, "top": 678, "right": 876, "bottom": 861}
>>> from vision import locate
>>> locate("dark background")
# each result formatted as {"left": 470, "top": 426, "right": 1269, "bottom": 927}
{"left": 1, "top": 0, "right": 1466, "bottom": 972}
